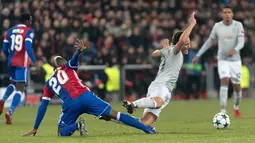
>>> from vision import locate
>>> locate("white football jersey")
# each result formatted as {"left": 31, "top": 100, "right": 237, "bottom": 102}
{"left": 151, "top": 45, "right": 183, "bottom": 91}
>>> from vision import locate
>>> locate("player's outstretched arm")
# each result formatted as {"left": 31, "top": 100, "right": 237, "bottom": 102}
{"left": 192, "top": 37, "right": 214, "bottom": 64}
{"left": 174, "top": 12, "right": 196, "bottom": 55}
{"left": 151, "top": 50, "right": 161, "bottom": 57}
{"left": 68, "top": 39, "right": 86, "bottom": 68}
{"left": 193, "top": 23, "right": 218, "bottom": 64}
{"left": 151, "top": 39, "right": 170, "bottom": 57}
{"left": 23, "top": 99, "right": 49, "bottom": 136}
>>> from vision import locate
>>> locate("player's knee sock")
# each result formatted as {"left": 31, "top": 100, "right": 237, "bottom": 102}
{"left": 9, "top": 91, "right": 22, "bottom": 115}
{"left": 59, "top": 123, "right": 79, "bottom": 136}
{"left": 3, "top": 84, "right": 15, "bottom": 100}
{"left": 116, "top": 112, "right": 153, "bottom": 134}
{"left": 219, "top": 86, "right": 228, "bottom": 114}
{"left": 234, "top": 91, "right": 242, "bottom": 110}
{"left": 132, "top": 98, "right": 157, "bottom": 108}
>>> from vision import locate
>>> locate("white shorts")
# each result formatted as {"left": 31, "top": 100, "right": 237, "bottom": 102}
{"left": 143, "top": 83, "right": 171, "bottom": 118}
{"left": 218, "top": 60, "right": 242, "bottom": 84}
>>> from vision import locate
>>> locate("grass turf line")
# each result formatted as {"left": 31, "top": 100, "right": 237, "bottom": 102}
{"left": 0, "top": 99, "right": 255, "bottom": 143}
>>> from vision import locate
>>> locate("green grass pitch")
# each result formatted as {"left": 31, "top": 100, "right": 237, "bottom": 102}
{"left": 0, "top": 99, "right": 255, "bottom": 143}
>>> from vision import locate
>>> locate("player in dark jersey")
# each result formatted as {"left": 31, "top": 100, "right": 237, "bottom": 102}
{"left": 23, "top": 39, "right": 156, "bottom": 137}
{"left": 0, "top": 13, "right": 39, "bottom": 124}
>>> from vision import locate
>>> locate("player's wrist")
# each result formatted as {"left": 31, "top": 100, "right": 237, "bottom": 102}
{"left": 76, "top": 49, "right": 83, "bottom": 53}
{"left": 190, "top": 22, "right": 196, "bottom": 27}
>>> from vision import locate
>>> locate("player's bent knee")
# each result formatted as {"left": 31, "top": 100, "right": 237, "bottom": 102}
{"left": 220, "top": 78, "right": 229, "bottom": 86}
{"left": 151, "top": 97, "right": 165, "bottom": 109}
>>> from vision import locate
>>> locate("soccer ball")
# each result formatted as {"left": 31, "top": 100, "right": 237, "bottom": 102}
{"left": 212, "top": 112, "right": 230, "bottom": 129}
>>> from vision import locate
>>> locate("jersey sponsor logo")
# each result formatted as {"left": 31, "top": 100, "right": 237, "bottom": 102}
{"left": 224, "top": 35, "right": 232, "bottom": 39}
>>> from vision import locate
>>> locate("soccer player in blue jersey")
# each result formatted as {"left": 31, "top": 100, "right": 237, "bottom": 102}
{"left": 0, "top": 13, "right": 38, "bottom": 124}
{"left": 23, "top": 39, "right": 156, "bottom": 137}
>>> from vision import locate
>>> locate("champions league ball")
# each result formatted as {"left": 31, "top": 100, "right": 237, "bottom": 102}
{"left": 212, "top": 112, "right": 230, "bottom": 129}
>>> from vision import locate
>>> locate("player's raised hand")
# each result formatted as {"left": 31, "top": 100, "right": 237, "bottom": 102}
{"left": 74, "top": 38, "right": 86, "bottom": 51}
{"left": 160, "top": 39, "right": 169, "bottom": 49}
{"left": 189, "top": 11, "right": 196, "bottom": 26}
{"left": 23, "top": 129, "right": 37, "bottom": 137}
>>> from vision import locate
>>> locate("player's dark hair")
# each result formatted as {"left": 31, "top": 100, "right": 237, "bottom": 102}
{"left": 20, "top": 13, "right": 31, "bottom": 22}
{"left": 53, "top": 56, "right": 67, "bottom": 68}
{"left": 222, "top": 5, "right": 233, "bottom": 11}
{"left": 172, "top": 31, "right": 183, "bottom": 45}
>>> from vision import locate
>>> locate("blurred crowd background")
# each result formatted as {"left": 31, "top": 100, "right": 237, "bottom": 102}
{"left": 1, "top": 0, "right": 255, "bottom": 102}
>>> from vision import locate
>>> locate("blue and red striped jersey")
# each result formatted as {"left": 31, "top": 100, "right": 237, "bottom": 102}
{"left": 3, "top": 24, "right": 35, "bottom": 67}
{"left": 42, "top": 62, "right": 90, "bottom": 109}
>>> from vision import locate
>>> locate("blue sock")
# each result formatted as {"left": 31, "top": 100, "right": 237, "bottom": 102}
{"left": 59, "top": 123, "right": 78, "bottom": 136}
{"left": 9, "top": 91, "right": 22, "bottom": 115}
{"left": 3, "top": 84, "right": 15, "bottom": 100}
{"left": 117, "top": 112, "right": 154, "bottom": 134}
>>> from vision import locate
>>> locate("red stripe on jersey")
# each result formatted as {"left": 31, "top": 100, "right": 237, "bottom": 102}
{"left": 42, "top": 85, "right": 54, "bottom": 100}
{"left": 55, "top": 65, "right": 90, "bottom": 99}
{"left": 11, "top": 27, "right": 31, "bottom": 67}
{"left": 4, "top": 33, "right": 8, "bottom": 41}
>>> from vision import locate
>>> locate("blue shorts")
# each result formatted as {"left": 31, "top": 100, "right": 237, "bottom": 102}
{"left": 8, "top": 66, "right": 28, "bottom": 83}
{"left": 58, "top": 91, "right": 111, "bottom": 128}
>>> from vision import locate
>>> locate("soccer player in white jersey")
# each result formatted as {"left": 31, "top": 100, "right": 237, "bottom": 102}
{"left": 192, "top": 6, "right": 244, "bottom": 118}
{"left": 122, "top": 12, "right": 197, "bottom": 127}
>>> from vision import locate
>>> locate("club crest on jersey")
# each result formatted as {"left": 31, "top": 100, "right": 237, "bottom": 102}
{"left": 30, "top": 33, "right": 34, "bottom": 38}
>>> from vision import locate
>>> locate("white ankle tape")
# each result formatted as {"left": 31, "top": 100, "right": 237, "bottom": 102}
{"left": 116, "top": 112, "right": 121, "bottom": 121}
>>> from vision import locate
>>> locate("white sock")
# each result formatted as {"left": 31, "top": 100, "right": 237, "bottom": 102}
{"left": 132, "top": 98, "right": 157, "bottom": 109}
{"left": 220, "top": 86, "right": 228, "bottom": 114}
{"left": 234, "top": 91, "right": 242, "bottom": 110}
